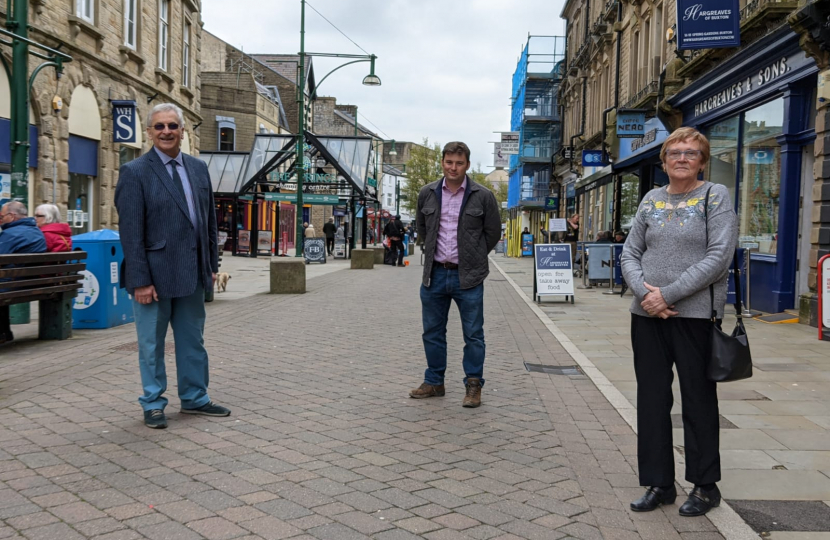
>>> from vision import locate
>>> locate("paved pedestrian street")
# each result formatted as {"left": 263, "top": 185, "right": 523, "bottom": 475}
{"left": 0, "top": 257, "right": 762, "bottom": 540}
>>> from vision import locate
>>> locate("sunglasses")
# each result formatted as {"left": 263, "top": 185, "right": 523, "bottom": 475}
{"left": 152, "top": 123, "right": 180, "bottom": 131}
{"left": 35, "top": 214, "right": 46, "bottom": 218}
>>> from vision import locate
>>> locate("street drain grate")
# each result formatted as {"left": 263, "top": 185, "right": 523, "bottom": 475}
{"left": 112, "top": 341, "right": 176, "bottom": 353}
{"left": 728, "top": 500, "right": 830, "bottom": 533}
{"left": 524, "top": 363, "right": 583, "bottom": 376}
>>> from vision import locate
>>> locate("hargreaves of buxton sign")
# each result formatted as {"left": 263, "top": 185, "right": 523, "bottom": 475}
{"left": 677, "top": 0, "right": 740, "bottom": 50}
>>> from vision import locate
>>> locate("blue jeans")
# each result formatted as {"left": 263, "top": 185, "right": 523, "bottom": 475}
{"left": 132, "top": 287, "right": 212, "bottom": 411}
{"left": 420, "top": 266, "right": 485, "bottom": 386}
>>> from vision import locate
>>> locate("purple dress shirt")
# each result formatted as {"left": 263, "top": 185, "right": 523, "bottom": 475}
{"left": 434, "top": 177, "right": 467, "bottom": 264}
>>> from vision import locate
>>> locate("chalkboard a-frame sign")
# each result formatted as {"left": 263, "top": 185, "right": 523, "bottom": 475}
{"left": 304, "top": 238, "right": 327, "bottom": 264}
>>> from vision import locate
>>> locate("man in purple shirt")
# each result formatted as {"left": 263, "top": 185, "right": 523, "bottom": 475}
{"left": 411, "top": 142, "right": 501, "bottom": 408}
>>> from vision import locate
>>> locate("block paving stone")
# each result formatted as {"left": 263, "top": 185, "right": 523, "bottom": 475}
{"left": 0, "top": 261, "right": 728, "bottom": 538}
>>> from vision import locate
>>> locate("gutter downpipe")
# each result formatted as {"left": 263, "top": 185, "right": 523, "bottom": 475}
{"left": 601, "top": 1, "right": 623, "bottom": 165}
{"left": 569, "top": 0, "right": 590, "bottom": 173}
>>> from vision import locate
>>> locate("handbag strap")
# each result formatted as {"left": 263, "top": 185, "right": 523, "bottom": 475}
{"left": 705, "top": 185, "right": 743, "bottom": 321}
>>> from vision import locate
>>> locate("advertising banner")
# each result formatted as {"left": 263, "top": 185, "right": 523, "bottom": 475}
{"left": 534, "top": 244, "right": 574, "bottom": 297}
{"left": 616, "top": 110, "right": 646, "bottom": 138}
{"left": 500, "top": 132, "right": 520, "bottom": 155}
{"left": 677, "top": 0, "right": 740, "bottom": 50}
{"left": 112, "top": 100, "right": 138, "bottom": 144}
{"left": 521, "top": 233, "right": 534, "bottom": 257}
{"left": 304, "top": 237, "right": 327, "bottom": 264}
{"left": 258, "top": 231, "right": 273, "bottom": 253}
{"left": 238, "top": 230, "right": 251, "bottom": 252}
{"left": 494, "top": 143, "right": 509, "bottom": 168}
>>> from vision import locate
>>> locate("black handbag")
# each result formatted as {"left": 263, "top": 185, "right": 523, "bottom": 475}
{"left": 704, "top": 186, "right": 753, "bottom": 382}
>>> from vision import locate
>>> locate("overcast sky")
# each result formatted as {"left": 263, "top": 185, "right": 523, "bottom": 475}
{"left": 202, "top": 0, "right": 566, "bottom": 173}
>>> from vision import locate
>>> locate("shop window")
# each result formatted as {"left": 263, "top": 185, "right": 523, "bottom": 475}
{"left": 76, "top": 0, "right": 94, "bottom": 22}
{"left": 620, "top": 173, "right": 639, "bottom": 230}
{"left": 158, "top": 0, "right": 169, "bottom": 71}
{"left": 124, "top": 0, "right": 138, "bottom": 49}
{"left": 119, "top": 146, "right": 139, "bottom": 167}
{"left": 219, "top": 127, "right": 235, "bottom": 151}
{"left": 739, "top": 98, "right": 783, "bottom": 255}
{"left": 182, "top": 19, "right": 191, "bottom": 86}
{"left": 68, "top": 174, "right": 95, "bottom": 233}
{"left": 706, "top": 115, "right": 740, "bottom": 204}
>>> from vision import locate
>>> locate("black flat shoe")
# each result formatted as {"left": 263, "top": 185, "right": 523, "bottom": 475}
{"left": 630, "top": 485, "right": 677, "bottom": 512}
{"left": 679, "top": 485, "right": 720, "bottom": 517}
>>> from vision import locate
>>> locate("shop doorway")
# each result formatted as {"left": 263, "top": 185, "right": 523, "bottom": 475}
{"left": 796, "top": 143, "right": 814, "bottom": 298}
{"left": 68, "top": 173, "right": 95, "bottom": 233}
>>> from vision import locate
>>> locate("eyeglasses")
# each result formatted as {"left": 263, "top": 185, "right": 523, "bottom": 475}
{"left": 34, "top": 214, "right": 46, "bottom": 218}
{"left": 152, "top": 123, "right": 180, "bottom": 131}
{"left": 667, "top": 150, "right": 702, "bottom": 161}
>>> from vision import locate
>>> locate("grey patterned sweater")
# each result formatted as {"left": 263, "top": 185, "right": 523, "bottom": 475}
{"left": 620, "top": 181, "right": 738, "bottom": 319}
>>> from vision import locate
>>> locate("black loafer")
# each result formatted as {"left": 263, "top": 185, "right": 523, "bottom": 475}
{"left": 630, "top": 485, "right": 677, "bottom": 512}
{"left": 679, "top": 485, "right": 720, "bottom": 517}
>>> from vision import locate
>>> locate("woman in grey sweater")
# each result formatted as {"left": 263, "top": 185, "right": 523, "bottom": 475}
{"left": 621, "top": 127, "right": 738, "bottom": 517}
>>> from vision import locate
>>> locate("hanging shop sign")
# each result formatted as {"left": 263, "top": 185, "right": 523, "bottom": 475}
{"left": 566, "top": 182, "right": 575, "bottom": 199}
{"left": 677, "top": 0, "right": 740, "bottom": 51}
{"left": 561, "top": 146, "right": 574, "bottom": 160}
{"left": 544, "top": 195, "right": 559, "bottom": 211}
{"left": 112, "top": 100, "right": 138, "bottom": 144}
{"left": 616, "top": 110, "right": 647, "bottom": 138}
{"left": 494, "top": 143, "right": 509, "bottom": 168}
{"left": 500, "top": 132, "right": 520, "bottom": 155}
{"left": 581, "top": 150, "right": 607, "bottom": 167}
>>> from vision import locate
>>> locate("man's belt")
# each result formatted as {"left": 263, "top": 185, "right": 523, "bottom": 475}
{"left": 434, "top": 261, "right": 459, "bottom": 270}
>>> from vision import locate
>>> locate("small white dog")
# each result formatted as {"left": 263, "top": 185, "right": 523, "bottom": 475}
{"left": 215, "top": 272, "right": 231, "bottom": 292}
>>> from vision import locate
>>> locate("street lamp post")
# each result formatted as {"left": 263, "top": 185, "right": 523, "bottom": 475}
{"left": 295, "top": 0, "right": 380, "bottom": 256}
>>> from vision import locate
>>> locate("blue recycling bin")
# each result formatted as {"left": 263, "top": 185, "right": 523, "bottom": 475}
{"left": 71, "top": 229, "right": 135, "bottom": 329}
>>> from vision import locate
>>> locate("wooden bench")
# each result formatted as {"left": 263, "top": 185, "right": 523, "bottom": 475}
{"left": 0, "top": 251, "right": 88, "bottom": 340}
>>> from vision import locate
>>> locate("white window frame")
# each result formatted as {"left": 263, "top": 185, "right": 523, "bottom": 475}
{"left": 182, "top": 19, "right": 191, "bottom": 86}
{"left": 124, "top": 0, "right": 138, "bottom": 49}
{"left": 76, "top": 0, "right": 94, "bottom": 22}
{"left": 158, "top": 0, "right": 170, "bottom": 71}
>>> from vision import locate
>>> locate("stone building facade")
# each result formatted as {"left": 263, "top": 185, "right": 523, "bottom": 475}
{"left": 0, "top": 0, "right": 202, "bottom": 232}
{"left": 561, "top": 0, "right": 829, "bottom": 324}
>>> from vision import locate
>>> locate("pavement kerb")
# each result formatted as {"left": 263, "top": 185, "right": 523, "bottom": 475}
{"left": 490, "top": 255, "right": 760, "bottom": 540}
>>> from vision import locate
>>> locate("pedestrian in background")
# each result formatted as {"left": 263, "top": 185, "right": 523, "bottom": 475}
{"left": 34, "top": 204, "right": 72, "bottom": 252}
{"left": 383, "top": 214, "right": 405, "bottom": 267}
{"left": 411, "top": 141, "right": 501, "bottom": 408}
{"left": 304, "top": 222, "right": 317, "bottom": 238}
{"left": 323, "top": 217, "right": 336, "bottom": 255}
{"left": 614, "top": 230, "right": 627, "bottom": 244}
{"left": 115, "top": 103, "right": 230, "bottom": 429}
{"left": 621, "top": 127, "right": 737, "bottom": 517}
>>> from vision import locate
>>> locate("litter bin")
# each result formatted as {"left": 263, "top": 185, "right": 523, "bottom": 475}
{"left": 71, "top": 229, "right": 135, "bottom": 329}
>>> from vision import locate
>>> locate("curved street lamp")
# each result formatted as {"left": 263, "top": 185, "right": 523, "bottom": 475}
{"left": 295, "top": 0, "right": 381, "bottom": 256}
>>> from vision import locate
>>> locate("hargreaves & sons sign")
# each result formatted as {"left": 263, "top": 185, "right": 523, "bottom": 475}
{"left": 693, "top": 57, "right": 791, "bottom": 117}
{"left": 677, "top": 0, "right": 740, "bottom": 50}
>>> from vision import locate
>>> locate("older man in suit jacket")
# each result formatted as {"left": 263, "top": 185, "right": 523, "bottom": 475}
{"left": 115, "top": 103, "right": 230, "bottom": 429}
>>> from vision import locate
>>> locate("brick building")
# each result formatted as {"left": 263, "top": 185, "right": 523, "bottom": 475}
{"left": 0, "top": 0, "right": 202, "bottom": 233}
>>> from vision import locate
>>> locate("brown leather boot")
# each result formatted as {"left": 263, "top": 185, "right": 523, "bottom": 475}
{"left": 463, "top": 378, "right": 482, "bottom": 408}
{"left": 409, "top": 383, "right": 445, "bottom": 399}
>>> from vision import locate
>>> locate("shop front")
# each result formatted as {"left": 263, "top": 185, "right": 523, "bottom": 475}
{"left": 669, "top": 27, "right": 818, "bottom": 314}
{"left": 613, "top": 117, "right": 670, "bottom": 231}
{"left": 574, "top": 165, "right": 613, "bottom": 241}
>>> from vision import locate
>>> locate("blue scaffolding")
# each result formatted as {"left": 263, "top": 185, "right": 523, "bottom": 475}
{"left": 507, "top": 35, "right": 565, "bottom": 209}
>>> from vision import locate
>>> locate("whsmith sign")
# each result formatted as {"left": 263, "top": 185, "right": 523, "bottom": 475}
{"left": 677, "top": 0, "right": 740, "bottom": 50}
{"left": 693, "top": 57, "right": 792, "bottom": 117}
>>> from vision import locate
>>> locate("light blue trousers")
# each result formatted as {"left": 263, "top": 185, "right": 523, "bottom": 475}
{"left": 132, "top": 287, "right": 212, "bottom": 411}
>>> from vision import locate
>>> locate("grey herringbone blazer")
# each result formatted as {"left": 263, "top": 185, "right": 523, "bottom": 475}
{"left": 114, "top": 149, "right": 218, "bottom": 298}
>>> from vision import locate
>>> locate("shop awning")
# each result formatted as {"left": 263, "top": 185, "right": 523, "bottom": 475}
{"left": 575, "top": 165, "right": 613, "bottom": 195}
